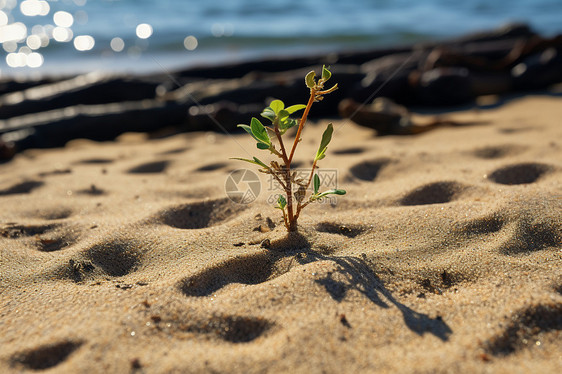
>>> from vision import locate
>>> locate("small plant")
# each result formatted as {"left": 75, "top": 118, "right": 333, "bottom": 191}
{"left": 232, "top": 65, "right": 345, "bottom": 232}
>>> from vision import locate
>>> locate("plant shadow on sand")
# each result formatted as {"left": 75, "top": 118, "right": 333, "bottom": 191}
{"left": 267, "top": 232, "right": 453, "bottom": 342}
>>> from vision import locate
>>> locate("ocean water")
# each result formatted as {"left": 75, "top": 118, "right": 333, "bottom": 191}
{"left": 1, "top": 0, "right": 561, "bottom": 77}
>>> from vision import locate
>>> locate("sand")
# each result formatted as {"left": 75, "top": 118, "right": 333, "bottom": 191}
{"left": 0, "top": 94, "right": 561, "bottom": 373}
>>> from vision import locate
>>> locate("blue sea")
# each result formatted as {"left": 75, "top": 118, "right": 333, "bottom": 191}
{"left": 1, "top": 0, "right": 561, "bottom": 77}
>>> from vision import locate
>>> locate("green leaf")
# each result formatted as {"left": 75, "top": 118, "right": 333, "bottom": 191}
{"left": 278, "top": 118, "right": 298, "bottom": 134}
{"left": 276, "top": 195, "right": 287, "bottom": 210}
{"left": 285, "top": 118, "right": 298, "bottom": 129}
{"left": 257, "top": 142, "right": 270, "bottom": 150}
{"left": 269, "top": 100, "right": 284, "bottom": 114}
{"left": 250, "top": 117, "right": 271, "bottom": 146}
{"left": 252, "top": 157, "right": 269, "bottom": 169}
{"left": 315, "top": 123, "right": 333, "bottom": 161}
{"left": 278, "top": 109, "right": 290, "bottom": 123}
{"left": 260, "top": 107, "right": 276, "bottom": 123}
{"left": 313, "top": 174, "right": 320, "bottom": 194}
{"left": 305, "top": 70, "right": 316, "bottom": 88}
{"left": 238, "top": 124, "right": 253, "bottom": 137}
{"left": 313, "top": 189, "right": 346, "bottom": 200}
{"left": 322, "top": 65, "right": 332, "bottom": 82}
{"left": 285, "top": 104, "right": 306, "bottom": 114}
{"left": 230, "top": 156, "right": 268, "bottom": 169}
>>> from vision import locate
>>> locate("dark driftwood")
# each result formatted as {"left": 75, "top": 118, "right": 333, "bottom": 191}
{"left": 0, "top": 23, "right": 561, "bottom": 159}
{"left": 0, "top": 75, "right": 160, "bottom": 120}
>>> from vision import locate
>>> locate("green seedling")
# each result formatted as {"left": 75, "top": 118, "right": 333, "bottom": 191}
{"left": 232, "top": 65, "right": 345, "bottom": 232}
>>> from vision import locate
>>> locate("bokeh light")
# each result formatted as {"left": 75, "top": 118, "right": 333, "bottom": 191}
{"left": 135, "top": 23, "right": 152, "bottom": 39}
{"left": 0, "top": 22, "right": 27, "bottom": 43}
{"left": 110, "top": 37, "right": 124, "bottom": 52}
{"left": 183, "top": 35, "right": 198, "bottom": 51}
{"left": 211, "top": 23, "right": 224, "bottom": 37}
{"left": 26, "top": 51, "right": 43, "bottom": 67}
{"left": 52, "top": 26, "right": 73, "bottom": 42}
{"left": 2, "top": 41, "right": 17, "bottom": 52}
{"left": 20, "top": 0, "right": 49, "bottom": 17}
{"left": 6, "top": 52, "right": 25, "bottom": 67}
{"left": 73, "top": 35, "right": 95, "bottom": 51}
{"left": 26, "top": 34, "right": 41, "bottom": 49}
{"left": 0, "top": 10, "right": 9, "bottom": 26}
{"left": 53, "top": 11, "right": 74, "bottom": 28}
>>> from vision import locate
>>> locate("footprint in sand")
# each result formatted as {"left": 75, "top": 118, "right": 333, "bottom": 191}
{"left": 455, "top": 214, "right": 505, "bottom": 236}
{"left": 155, "top": 313, "right": 275, "bottom": 344}
{"left": 194, "top": 162, "right": 228, "bottom": 172}
{"left": 484, "top": 303, "right": 562, "bottom": 356}
{"left": 487, "top": 162, "right": 553, "bottom": 185}
{"left": 348, "top": 158, "right": 392, "bottom": 182}
{"left": 333, "top": 147, "right": 366, "bottom": 155}
{"left": 498, "top": 220, "right": 561, "bottom": 256}
{"left": 472, "top": 144, "right": 526, "bottom": 159}
{"left": 178, "top": 251, "right": 279, "bottom": 297}
{"left": 84, "top": 238, "right": 144, "bottom": 277}
{"left": 158, "top": 147, "right": 189, "bottom": 155}
{"left": 158, "top": 198, "right": 246, "bottom": 230}
{"left": 127, "top": 160, "right": 170, "bottom": 174}
{"left": 75, "top": 158, "right": 114, "bottom": 165}
{"left": 400, "top": 181, "right": 466, "bottom": 206}
{"left": 25, "top": 207, "right": 74, "bottom": 220}
{"left": 11, "top": 340, "right": 83, "bottom": 371}
{"left": 0, "top": 223, "right": 76, "bottom": 252}
{"left": 0, "top": 180, "right": 44, "bottom": 196}
{"left": 0, "top": 223, "right": 58, "bottom": 238}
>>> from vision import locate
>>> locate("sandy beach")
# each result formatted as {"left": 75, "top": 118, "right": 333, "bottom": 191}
{"left": 0, "top": 93, "right": 561, "bottom": 373}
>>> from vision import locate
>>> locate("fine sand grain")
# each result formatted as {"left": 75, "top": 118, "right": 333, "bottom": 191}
{"left": 1, "top": 95, "right": 561, "bottom": 373}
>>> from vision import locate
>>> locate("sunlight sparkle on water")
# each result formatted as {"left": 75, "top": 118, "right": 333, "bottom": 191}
{"left": 54, "top": 11, "right": 74, "bottom": 28}
{"left": 0, "top": 10, "right": 8, "bottom": 26}
{"left": 26, "top": 51, "right": 43, "bottom": 67}
{"left": 110, "top": 37, "right": 125, "bottom": 52}
{"left": 4, "top": 50, "right": 41, "bottom": 68}
{"left": 20, "top": 0, "right": 49, "bottom": 17}
{"left": 26, "top": 34, "right": 41, "bottom": 49}
{"left": 53, "top": 26, "right": 73, "bottom": 42}
{"left": 6, "top": 52, "right": 25, "bottom": 67}
{"left": 136, "top": 23, "right": 153, "bottom": 39}
{"left": 74, "top": 35, "right": 95, "bottom": 51}
{"left": 183, "top": 35, "right": 198, "bottom": 51}
{"left": 2, "top": 40, "right": 16, "bottom": 52}
{"left": 0, "top": 22, "right": 27, "bottom": 43}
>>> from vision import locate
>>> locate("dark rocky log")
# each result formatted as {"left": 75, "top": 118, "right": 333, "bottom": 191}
{"left": 1, "top": 100, "right": 188, "bottom": 150}
{"left": 0, "top": 75, "right": 160, "bottom": 120}
{"left": 0, "top": 76, "right": 63, "bottom": 96}
{"left": 512, "top": 47, "right": 562, "bottom": 90}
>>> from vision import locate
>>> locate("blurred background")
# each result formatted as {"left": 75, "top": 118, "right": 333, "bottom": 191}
{"left": 1, "top": 0, "right": 561, "bottom": 77}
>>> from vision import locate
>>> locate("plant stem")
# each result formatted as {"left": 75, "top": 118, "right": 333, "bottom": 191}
{"left": 288, "top": 90, "right": 315, "bottom": 164}
{"left": 295, "top": 159, "right": 318, "bottom": 219}
{"left": 270, "top": 171, "right": 287, "bottom": 191}
{"left": 273, "top": 122, "right": 289, "bottom": 165}
{"left": 272, "top": 119, "right": 295, "bottom": 231}
{"left": 285, "top": 168, "right": 295, "bottom": 231}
